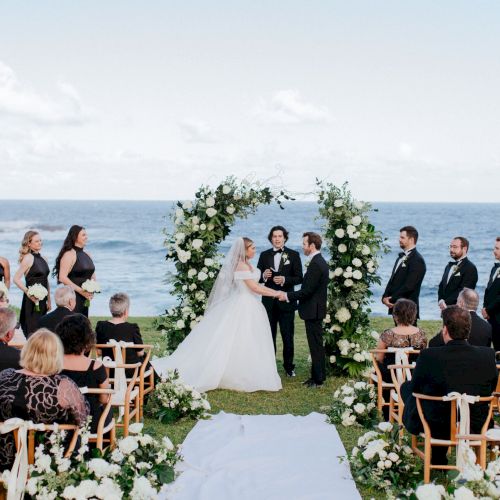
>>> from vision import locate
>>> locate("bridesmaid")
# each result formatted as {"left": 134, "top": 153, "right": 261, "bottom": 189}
{"left": 53, "top": 225, "right": 95, "bottom": 317}
{"left": 0, "top": 255, "right": 10, "bottom": 288}
{"left": 14, "top": 231, "right": 51, "bottom": 336}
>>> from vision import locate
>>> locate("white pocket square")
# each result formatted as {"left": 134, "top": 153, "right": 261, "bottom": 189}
{"left": 454, "top": 272, "right": 461, "bottom": 277}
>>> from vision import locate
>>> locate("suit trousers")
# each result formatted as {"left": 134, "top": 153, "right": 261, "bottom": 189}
{"left": 266, "top": 300, "right": 295, "bottom": 372}
{"left": 489, "top": 316, "right": 500, "bottom": 352}
{"left": 305, "top": 319, "right": 325, "bottom": 384}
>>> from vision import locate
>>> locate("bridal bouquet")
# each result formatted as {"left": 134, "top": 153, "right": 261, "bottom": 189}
{"left": 26, "top": 283, "right": 48, "bottom": 312}
{"left": 17, "top": 422, "right": 181, "bottom": 500}
{"left": 81, "top": 279, "right": 101, "bottom": 307}
{"left": 344, "top": 422, "right": 421, "bottom": 497}
{"left": 146, "top": 369, "right": 211, "bottom": 423}
{"left": 327, "top": 379, "right": 377, "bottom": 428}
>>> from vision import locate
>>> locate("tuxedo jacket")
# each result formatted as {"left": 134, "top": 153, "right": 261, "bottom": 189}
{"left": 38, "top": 306, "right": 75, "bottom": 333}
{"left": 428, "top": 312, "right": 492, "bottom": 348}
{"left": 383, "top": 248, "right": 426, "bottom": 317}
{"left": 484, "top": 265, "right": 500, "bottom": 323}
{"left": 257, "top": 246, "right": 303, "bottom": 312}
{"left": 402, "top": 340, "right": 497, "bottom": 437}
{"left": 438, "top": 257, "right": 478, "bottom": 306}
{"left": 0, "top": 342, "right": 21, "bottom": 372}
{"left": 287, "top": 253, "right": 329, "bottom": 321}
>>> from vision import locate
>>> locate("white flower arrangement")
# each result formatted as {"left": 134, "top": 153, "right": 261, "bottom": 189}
{"left": 26, "top": 283, "right": 48, "bottom": 312}
{"left": 81, "top": 279, "right": 101, "bottom": 307}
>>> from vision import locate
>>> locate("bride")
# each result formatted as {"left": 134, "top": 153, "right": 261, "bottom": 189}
{"left": 152, "top": 237, "right": 282, "bottom": 392}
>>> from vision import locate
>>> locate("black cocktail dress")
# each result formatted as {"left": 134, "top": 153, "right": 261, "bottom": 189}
{"left": 68, "top": 246, "right": 95, "bottom": 317}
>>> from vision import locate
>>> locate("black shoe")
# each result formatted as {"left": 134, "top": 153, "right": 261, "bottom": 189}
{"left": 305, "top": 380, "right": 324, "bottom": 388}
{"left": 286, "top": 370, "right": 296, "bottom": 377}
{"left": 302, "top": 378, "right": 314, "bottom": 385}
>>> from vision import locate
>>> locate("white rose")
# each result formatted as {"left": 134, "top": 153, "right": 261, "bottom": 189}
{"left": 343, "top": 270, "right": 352, "bottom": 278}
{"left": 206, "top": 207, "right": 217, "bottom": 217}
{"left": 198, "top": 271, "right": 208, "bottom": 281}
{"left": 352, "top": 270, "right": 363, "bottom": 280}
{"left": 182, "top": 200, "right": 192, "bottom": 210}
{"left": 110, "top": 448, "right": 124, "bottom": 463}
{"left": 353, "top": 403, "right": 366, "bottom": 414}
{"left": 350, "top": 301, "right": 359, "bottom": 309}
{"left": 351, "top": 215, "right": 362, "bottom": 226}
{"left": 162, "top": 436, "right": 174, "bottom": 450}
{"left": 329, "top": 271, "right": 335, "bottom": 279}
{"left": 128, "top": 423, "right": 144, "bottom": 435}
{"left": 354, "top": 200, "right": 364, "bottom": 209}
{"left": 335, "top": 307, "right": 351, "bottom": 323}
{"left": 192, "top": 215, "right": 200, "bottom": 225}
{"left": 384, "top": 459, "right": 392, "bottom": 468}
{"left": 334, "top": 267, "right": 343, "bottom": 276}
{"left": 344, "top": 279, "right": 354, "bottom": 287}
{"left": 334, "top": 199, "right": 343, "bottom": 207}
{"left": 175, "top": 232, "right": 185, "bottom": 242}
{"left": 233, "top": 193, "right": 241, "bottom": 200}
{"left": 205, "top": 196, "right": 215, "bottom": 207}
{"left": 329, "top": 355, "right": 336, "bottom": 363}
{"left": 377, "top": 460, "right": 385, "bottom": 469}
{"left": 188, "top": 268, "right": 197, "bottom": 278}
{"left": 378, "top": 421, "right": 393, "bottom": 432}
{"left": 222, "top": 185, "right": 231, "bottom": 194}
{"left": 200, "top": 223, "right": 206, "bottom": 230}
{"left": 338, "top": 244, "right": 347, "bottom": 253}
{"left": 415, "top": 484, "right": 446, "bottom": 500}
{"left": 226, "top": 205, "right": 235, "bottom": 214}
{"left": 176, "top": 319, "right": 185, "bottom": 329}
{"left": 388, "top": 452, "right": 399, "bottom": 462}
{"left": 204, "top": 258, "right": 214, "bottom": 266}
{"left": 362, "top": 245, "right": 371, "bottom": 255}
{"left": 207, "top": 223, "right": 214, "bottom": 230}
{"left": 119, "top": 436, "right": 139, "bottom": 455}
{"left": 354, "top": 381, "right": 366, "bottom": 390}
{"left": 453, "top": 487, "right": 475, "bottom": 500}
{"left": 335, "top": 228, "right": 345, "bottom": 238}
{"left": 192, "top": 239, "right": 203, "bottom": 250}
{"left": 352, "top": 258, "right": 362, "bottom": 268}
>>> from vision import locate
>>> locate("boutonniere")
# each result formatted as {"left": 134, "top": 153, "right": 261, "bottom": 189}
{"left": 401, "top": 255, "right": 408, "bottom": 268}
{"left": 281, "top": 252, "right": 290, "bottom": 266}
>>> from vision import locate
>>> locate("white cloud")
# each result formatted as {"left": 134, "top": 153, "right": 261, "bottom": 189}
{"left": 399, "top": 142, "right": 414, "bottom": 158}
{"left": 178, "top": 119, "right": 217, "bottom": 143}
{"left": 0, "top": 60, "right": 93, "bottom": 125}
{"left": 253, "top": 89, "right": 331, "bottom": 124}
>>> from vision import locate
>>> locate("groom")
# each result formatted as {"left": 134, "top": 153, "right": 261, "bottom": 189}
{"left": 257, "top": 225, "right": 303, "bottom": 377}
{"left": 278, "top": 232, "right": 329, "bottom": 388}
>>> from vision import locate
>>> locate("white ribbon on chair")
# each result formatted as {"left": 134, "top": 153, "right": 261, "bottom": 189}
{"left": 387, "top": 347, "right": 415, "bottom": 384}
{"left": 442, "top": 391, "right": 480, "bottom": 471}
{"left": 0, "top": 418, "right": 46, "bottom": 500}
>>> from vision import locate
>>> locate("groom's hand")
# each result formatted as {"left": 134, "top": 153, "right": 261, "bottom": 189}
{"left": 276, "top": 291, "right": 287, "bottom": 302}
{"left": 273, "top": 276, "right": 285, "bottom": 286}
{"left": 263, "top": 269, "right": 273, "bottom": 281}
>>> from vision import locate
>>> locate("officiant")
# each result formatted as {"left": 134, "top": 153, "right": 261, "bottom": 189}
{"left": 257, "top": 226, "right": 303, "bottom": 377}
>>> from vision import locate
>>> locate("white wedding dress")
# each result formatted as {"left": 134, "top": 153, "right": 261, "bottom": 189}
{"left": 152, "top": 267, "right": 282, "bottom": 393}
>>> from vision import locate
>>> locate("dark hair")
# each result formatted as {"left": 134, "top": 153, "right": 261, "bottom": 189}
{"left": 53, "top": 225, "right": 84, "bottom": 279}
{"left": 56, "top": 313, "right": 96, "bottom": 355}
{"left": 303, "top": 232, "right": 322, "bottom": 250}
{"left": 453, "top": 236, "right": 469, "bottom": 250}
{"left": 392, "top": 299, "right": 417, "bottom": 326}
{"left": 442, "top": 305, "right": 471, "bottom": 340}
{"left": 267, "top": 226, "right": 289, "bottom": 243}
{"left": 400, "top": 226, "right": 419, "bottom": 244}
{"left": 496, "top": 237, "right": 500, "bottom": 242}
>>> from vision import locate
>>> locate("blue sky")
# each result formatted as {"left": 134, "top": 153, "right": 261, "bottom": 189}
{"left": 1, "top": 1, "right": 499, "bottom": 201}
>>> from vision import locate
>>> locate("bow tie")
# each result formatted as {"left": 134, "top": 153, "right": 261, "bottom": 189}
{"left": 494, "top": 263, "right": 500, "bottom": 268}
{"left": 273, "top": 248, "right": 283, "bottom": 255}
{"left": 449, "top": 261, "right": 458, "bottom": 266}
{"left": 398, "top": 252, "right": 405, "bottom": 258}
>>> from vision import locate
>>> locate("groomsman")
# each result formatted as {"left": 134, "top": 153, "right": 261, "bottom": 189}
{"left": 438, "top": 237, "right": 478, "bottom": 310}
{"left": 482, "top": 237, "right": 500, "bottom": 351}
{"left": 382, "top": 226, "right": 426, "bottom": 320}
{"left": 257, "top": 226, "right": 303, "bottom": 377}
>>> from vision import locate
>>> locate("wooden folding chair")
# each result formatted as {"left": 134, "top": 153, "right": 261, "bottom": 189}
{"left": 387, "top": 363, "right": 415, "bottom": 428}
{"left": 411, "top": 392, "right": 494, "bottom": 483}
{"left": 80, "top": 387, "right": 116, "bottom": 450}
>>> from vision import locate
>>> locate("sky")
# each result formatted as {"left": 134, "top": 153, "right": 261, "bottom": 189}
{"left": 0, "top": 1, "right": 499, "bottom": 201}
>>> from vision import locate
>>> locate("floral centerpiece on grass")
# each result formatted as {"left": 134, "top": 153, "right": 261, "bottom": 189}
{"left": 146, "top": 369, "right": 211, "bottom": 423}
{"left": 326, "top": 379, "right": 377, "bottom": 428}
{"left": 155, "top": 176, "right": 288, "bottom": 353}
{"left": 344, "top": 421, "right": 421, "bottom": 498}
{"left": 317, "top": 180, "right": 388, "bottom": 376}
{"left": 18, "top": 422, "right": 181, "bottom": 500}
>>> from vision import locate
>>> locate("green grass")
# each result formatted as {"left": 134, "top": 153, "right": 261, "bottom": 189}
{"left": 90, "top": 315, "right": 442, "bottom": 498}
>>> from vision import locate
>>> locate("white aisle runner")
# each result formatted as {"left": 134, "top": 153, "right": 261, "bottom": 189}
{"left": 160, "top": 412, "right": 361, "bottom": 500}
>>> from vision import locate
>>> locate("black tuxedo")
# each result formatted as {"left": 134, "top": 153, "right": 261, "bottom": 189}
{"left": 484, "top": 263, "right": 500, "bottom": 350}
{"left": 428, "top": 311, "right": 492, "bottom": 348}
{"left": 257, "top": 246, "right": 303, "bottom": 373}
{"left": 38, "top": 306, "right": 75, "bottom": 333}
{"left": 288, "top": 253, "right": 329, "bottom": 384}
{"left": 0, "top": 342, "right": 21, "bottom": 372}
{"left": 383, "top": 248, "right": 426, "bottom": 318}
{"left": 402, "top": 340, "right": 497, "bottom": 464}
{"left": 438, "top": 257, "right": 478, "bottom": 306}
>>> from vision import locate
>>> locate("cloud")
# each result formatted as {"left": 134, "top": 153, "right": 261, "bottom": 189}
{"left": 0, "top": 60, "right": 93, "bottom": 125}
{"left": 253, "top": 89, "right": 332, "bottom": 124}
{"left": 399, "top": 142, "right": 414, "bottom": 158}
{"left": 178, "top": 119, "right": 217, "bottom": 143}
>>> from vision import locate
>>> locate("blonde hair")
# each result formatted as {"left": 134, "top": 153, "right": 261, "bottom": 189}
{"left": 18, "top": 230, "right": 39, "bottom": 263}
{"left": 20, "top": 328, "right": 64, "bottom": 375}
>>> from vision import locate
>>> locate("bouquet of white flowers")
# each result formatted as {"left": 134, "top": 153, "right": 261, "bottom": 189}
{"left": 146, "top": 369, "right": 211, "bottom": 423}
{"left": 344, "top": 422, "right": 421, "bottom": 497}
{"left": 81, "top": 279, "right": 101, "bottom": 307}
{"left": 26, "top": 283, "right": 48, "bottom": 312}
{"left": 327, "top": 379, "right": 378, "bottom": 428}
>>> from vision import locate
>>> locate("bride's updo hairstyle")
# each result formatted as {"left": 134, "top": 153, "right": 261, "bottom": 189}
{"left": 18, "top": 230, "right": 39, "bottom": 263}
{"left": 243, "top": 237, "right": 254, "bottom": 260}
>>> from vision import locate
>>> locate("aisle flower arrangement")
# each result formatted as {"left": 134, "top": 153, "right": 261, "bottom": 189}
{"left": 18, "top": 423, "right": 181, "bottom": 499}
{"left": 317, "top": 180, "right": 388, "bottom": 376}
{"left": 344, "top": 422, "right": 421, "bottom": 498}
{"left": 156, "top": 176, "right": 288, "bottom": 353}
{"left": 146, "top": 369, "right": 211, "bottom": 423}
{"left": 327, "top": 379, "right": 378, "bottom": 428}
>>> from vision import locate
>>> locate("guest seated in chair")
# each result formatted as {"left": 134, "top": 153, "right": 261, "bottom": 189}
{"left": 401, "top": 305, "right": 498, "bottom": 465}
{"left": 38, "top": 285, "right": 77, "bottom": 333}
{"left": 57, "top": 314, "right": 112, "bottom": 434}
{"left": 0, "top": 329, "right": 89, "bottom": 470}
{"left": 0, "top": 308, "right": 21, "bottom": 371}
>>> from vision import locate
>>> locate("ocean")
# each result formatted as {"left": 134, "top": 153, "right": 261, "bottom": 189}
{"left": 0, "top": 200, "right": 499, "bottom": 320}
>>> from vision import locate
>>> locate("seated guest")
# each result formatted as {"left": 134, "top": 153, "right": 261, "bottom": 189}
{"left": 57, "top": 314, "right": 112, "bottom": 434}
{"left": 38, "top": 285, "right": 76, "bottom": 332}
{"left": 402, "top": 306, "right": 497, "bottom": 465}
{"left": 0, "top": 329, "right": 89, "bottom": 470}
{"left": 0, "top": 308, "right": 21, "bottom": 371}
{"left": 429, "top": 288, "right": 492, "bottom": 348}
{"left": 0, "top": 290, "right": 8, "bottom": 307}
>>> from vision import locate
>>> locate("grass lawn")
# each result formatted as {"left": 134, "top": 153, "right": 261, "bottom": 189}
{"left": 90, "top": 315, "right": 442, "bottom": 499}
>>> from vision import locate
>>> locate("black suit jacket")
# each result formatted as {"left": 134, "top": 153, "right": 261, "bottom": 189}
{"left": 257, "top": 246, "right": 303, "bottom": 312}
{"left": 287, "top": 253, "right": 328, "bottom": 320}
{"left": 402, "top": 340, "right": 497, "bottom": 437}
{"left": 429, "top": 312, "right": 492, "bottom": 348}
{"left": 484, "top": 265, "right": 500, "bottom": 323}
{"left": 38, "top": 306, "right": 75, "bottom": 333}
{"left": 383, "top": 248, "right": 426, "bottom": 317}
{"left": 0, "top": 342, "right": 21, "bottom": 372}
{"left": 438, "top": 257, "right": 478, "bottom": 306}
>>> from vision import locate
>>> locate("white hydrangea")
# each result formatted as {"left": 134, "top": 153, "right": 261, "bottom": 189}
{"left": 414, "top": 484, "right": 446, "bottom": 500}
{"left": 188, "top": 268, "right": 197, "bottom": 278}
{"left": 453, "top": 487, "right": 475, "bottom": 500}
{"left": 205, "top": 196, "right": 215, "bottom": 207}
{"left": 206, "top": 207, "right": 217, "bottom": 218}
{"left": 362, "top": 439, "right": 389, "bottom": 460}
{"left": 352, "top": 258, "right": 362, "bottom": 267}
{"left": 378, "top": 421, "right": 393, "bottom": 432}
{"left": 361, "top": 245, "right": 371, "bottom": 255}
{"left": 128, "top": 423, "right": 144, "bottom": 435}
{"left": 176, "top": 319, "right": 185, "bottom": 329}
{"left": 346, "top": 224, "right": 356, "bottom": 234}
{"left": 344, "top": 279, "right": 354, "bottom": 287}
{"left": 222, "top": 185, "right": 231, "bottom": 194}
{"left": 130, "top": 476, "right": 157, "bottom": 500}
{"left": 335, "top": 228, "right": 345, "bottom": 238}
{"left": 353, "top": 403, "right": 366, "bottom": 414}
{"left": 357, "top": 431, "right": 378, "bottom": 447}
{"left": 342, "top": 396, "right": 355, "bottom": 406}
{"left": 335, "top": 307, "right": 351, "bottom": 323}
{"left": 95, "top": 478, "right": 122, "bottom": 500}
{"left": 204, "top": 258, "right": 214, "bottom": 266}
{"left": 352, "top": 270, "right": 363, "bottom": 280}
{"left": 226, "top": 205, "right": 235, "bottom": 214}
{"left": 197, "top": 271, "right": 208, "bottom": 281}
{"left": 334, "top": 199, "right": 343, "bottom": 207}
{"left": 192, "top": 239, "right": 203, "bottom": 250}
{"left": 342, "top": 414, "right": 356, "bottom": 426}
{"left": 175, "top": 232, "right": 186, "bottom": 242}
{"left": 177, "top": 249, "right": 191, "bottom": 263}
{"left": 354, "top": 381, "right": 366, "bottom": 390}
{"left": 350, "top": 301, "right": 359, "bottom": 309}
{"left": 88, "top": 458, "right": 121, "bottom": 478}
{"left": 338, "top": 244, "right": 347, "bottom": 253}
{"left": 351, "top": 215, "right": 362, "bottom": 226}
{"left": 119, "top": 436, "right": 139, "bottom": 455}
{"left": 334, "top": 267, "right": 343, "bottom": 276}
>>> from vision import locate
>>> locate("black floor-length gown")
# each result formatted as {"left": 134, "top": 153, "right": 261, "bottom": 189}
{"left": 20, "top": 252, "right": 50, "bottom": 336}
{"left": 68, "top": 246, "right": 95, "bottom": 317}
